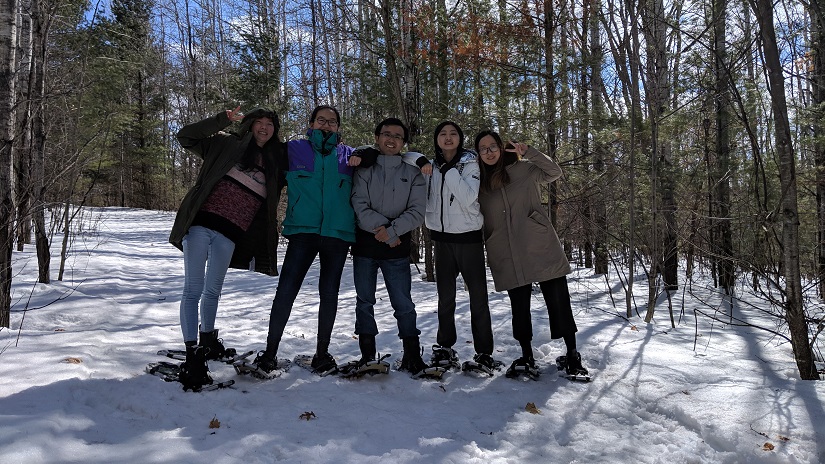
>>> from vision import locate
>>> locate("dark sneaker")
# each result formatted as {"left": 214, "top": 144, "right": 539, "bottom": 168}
{"left": 430, "top": 345, "right": 459, "bottom": 369}
{"left": 310, "top": 352, "right": 338, "bottom": 376}
{"left": 505, "top": 356, "right": 539, "bottom": 379}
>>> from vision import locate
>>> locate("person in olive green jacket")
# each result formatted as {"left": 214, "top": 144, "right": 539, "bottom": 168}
{"left": 475, "top": 130, "right": 588, "bottom": 381}
{"left": 170, "top": 106, "right": 285, "bottom": 390}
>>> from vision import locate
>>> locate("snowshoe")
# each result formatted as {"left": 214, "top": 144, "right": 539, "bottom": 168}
{"left": 556, "top": 352, "right": 591, "bottom": 382}
{"left": 338, "top": 353, "right": 392, "bottom": 378}
{"left": 146, "top": 361, "right": 234, "bottom": 392}
{"left": 505, "top": 356, "right": 540, "bottom": 381}
{"left": 234, "top": 352, "right": 291, "bottom": 379}
{"left": 430, "top": 345, "right": 460, "bottom": 370}
{"left": 461, "top": 353, "right": 503, "bottom": 376}
{"left": 157, "top": 349, "right": 254, "bottom": 365}
{"left": 294, "top": 352, "right": 339, "bottom": 377}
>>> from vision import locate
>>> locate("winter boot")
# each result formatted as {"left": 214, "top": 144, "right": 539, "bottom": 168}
{"left": 399, "top": 336, "right": 428, "bottom": 375}
{"left": 359, "top": 334, "right": 377, "bottom": 363}
{"left": 310, "top": 351, "right": 338, "bottom": 376}
{"left": 178, "top": 342, "right": 213, "bottom": 391}
{"left": 564, "top": 350, "right": 589, "bottom": 376}
{"left": 199, "top": 329, "right": 236, "bottom": 361}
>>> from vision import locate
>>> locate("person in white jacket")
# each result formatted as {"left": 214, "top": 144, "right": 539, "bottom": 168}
{"left": 406, "top": 121, "right": 497, "bottom": 374}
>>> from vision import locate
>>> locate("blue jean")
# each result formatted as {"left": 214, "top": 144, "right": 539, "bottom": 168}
{"left": 353, "top": 256, "right": 420, "bottom": 339}
{"left": 265, "top": 233, "right": 351, "bottom": 354}
{"left": 180, "top": 226, "right": 235, "bottom": 342}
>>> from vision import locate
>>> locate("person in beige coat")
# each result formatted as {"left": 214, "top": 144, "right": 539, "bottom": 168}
{"left": 474, "top": 130, "right": 588, "bottom": 380}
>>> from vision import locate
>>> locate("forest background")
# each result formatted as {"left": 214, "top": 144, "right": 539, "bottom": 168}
{"left": 0, "top": 0, "right": 823, "bottom": 380}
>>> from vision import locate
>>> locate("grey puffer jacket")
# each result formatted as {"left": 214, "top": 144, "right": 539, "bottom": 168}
{"left": 351, "top": 153, "right": 426, "bottom": 259}
{"left": 478, "top": 146, "right": 570, "bottom": 291}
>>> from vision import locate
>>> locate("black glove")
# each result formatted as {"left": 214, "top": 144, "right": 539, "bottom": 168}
{"left": 353, "top": 146, "right": 381, "bottom": 166}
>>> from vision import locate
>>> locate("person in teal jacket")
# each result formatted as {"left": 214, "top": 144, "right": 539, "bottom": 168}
{"left": 248, "top": 105, "right": 369, "bottom": 378}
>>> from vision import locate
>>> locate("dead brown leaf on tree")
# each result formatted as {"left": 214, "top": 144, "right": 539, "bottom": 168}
{"left": 299, "top": 411, "right": 316, "bottom": 420}
{"left": 525, "top": 402, "right": 540, "bottom": 414}
{"left": 62, "top": 357, "right": 82, "bottom": 364}
{"left": 209, "top": 416, "right": 221, "bottom": 429}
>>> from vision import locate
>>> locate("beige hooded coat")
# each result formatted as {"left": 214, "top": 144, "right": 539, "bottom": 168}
{"left": 478, "top": 147, "right": 571, "bottom": 291}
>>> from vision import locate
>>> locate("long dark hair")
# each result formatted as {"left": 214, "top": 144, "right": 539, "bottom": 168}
{"left": 475, "top": 130, "right": 518, "bottom": 192}
{"left": 433, "top": 121, "right": 464, "bottom": 157}
{"left": 238, "top": 109, "right": 282, "bottom": 173}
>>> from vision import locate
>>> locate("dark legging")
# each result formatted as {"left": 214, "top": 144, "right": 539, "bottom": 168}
{"left": 506, "top": 276, "right": 577, "bottom": 349}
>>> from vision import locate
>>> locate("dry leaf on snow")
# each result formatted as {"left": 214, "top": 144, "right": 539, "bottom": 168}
{"left": 299, "top": 411, "right": 316, "bottom": 421}
{"left": 525, "top": 402, "right": 541, "bottom": 414}
{"left": 62, "top": 357, "right": 82, "bottom": 364}
{"left": 209, "top": 416, "right": 221, "bottom": 429}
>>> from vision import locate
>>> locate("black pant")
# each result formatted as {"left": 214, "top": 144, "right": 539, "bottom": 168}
{"left": 506, "top": 276, "right": 577, "bottom": 343}
{"left": 434, "top": 241, "right": 493, "bottom": 355}
{"left": 265, "top": 234, "right": 350, "bottom": 354}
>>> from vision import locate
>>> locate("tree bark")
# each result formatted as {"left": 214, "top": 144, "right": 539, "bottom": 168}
{"left": 0, "top": 0, "right": 19, "bottom": 328}
{"left": 713, "top": 0, "right": 734, "bottom": 292}
{"left": 811, "top": 0, "right": 825, "bottom": 299}
{"left": 750, "top": 0, "right": 819, "bottom": 380}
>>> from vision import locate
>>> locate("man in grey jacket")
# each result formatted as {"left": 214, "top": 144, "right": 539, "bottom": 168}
{"left": 349, "top": 118, "right": 434, "bottom": 378}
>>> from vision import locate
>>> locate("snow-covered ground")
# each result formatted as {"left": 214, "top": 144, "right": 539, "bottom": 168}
{"left": 1, "top": 207, "right": 823, "bottom": 463}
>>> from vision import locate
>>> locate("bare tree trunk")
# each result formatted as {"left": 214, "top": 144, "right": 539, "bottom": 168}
{"left": 749, "top": 0, "right": 818, "bottom": 380}
{"left": 643, "top": 0, "right": 676, "bottom": 321}
{"left": 14, "top": 1, "right": 31, "bottom": 251}
{"left": 0, "top": 0, "right": 19, "bottom": 328}
{"left": 645, "top": 0, "right": 677, "bottom": 298}
{"left": 714, "top": 0, "right": 734, "bottom": 293}
{"left": 811, "top": 0, "right": 825, "bottom": 299}
{"left": 589, "top": 0, "right": 608, "bottom": 275}
{"left": 30, "top": 0, "right": 50, "bottom": 284}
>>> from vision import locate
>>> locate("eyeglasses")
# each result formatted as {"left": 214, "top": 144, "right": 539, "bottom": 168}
{"left": 380, "top": 132, "right": 404, "bottom": 141}
{"left": 478, "top": 145, "right": 500, "bottom": 155}
{"left": 314, "top": 117, "right": 338, "bottom": 127}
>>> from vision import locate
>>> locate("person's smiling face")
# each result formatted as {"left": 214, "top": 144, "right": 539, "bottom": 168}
{"left": 375, "top": 125, "right": 405, "bottom": 155}
{"left": 252, "top": 117, "right": 275, "bottom": 147}
{"left": 437, "top": 124, "right": 460, "bottom": 155}
{"left": 477, "top": 135, "right": 501, "bottom": 166}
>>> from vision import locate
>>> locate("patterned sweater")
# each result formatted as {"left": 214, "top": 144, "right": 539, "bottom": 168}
{"left": 192, "top": 160, "right": 268, "bottom": 243}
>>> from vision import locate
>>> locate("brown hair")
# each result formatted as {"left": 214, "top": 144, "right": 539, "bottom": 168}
{"left": 474, "top": 130, "right": 518, "bottom": 192}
